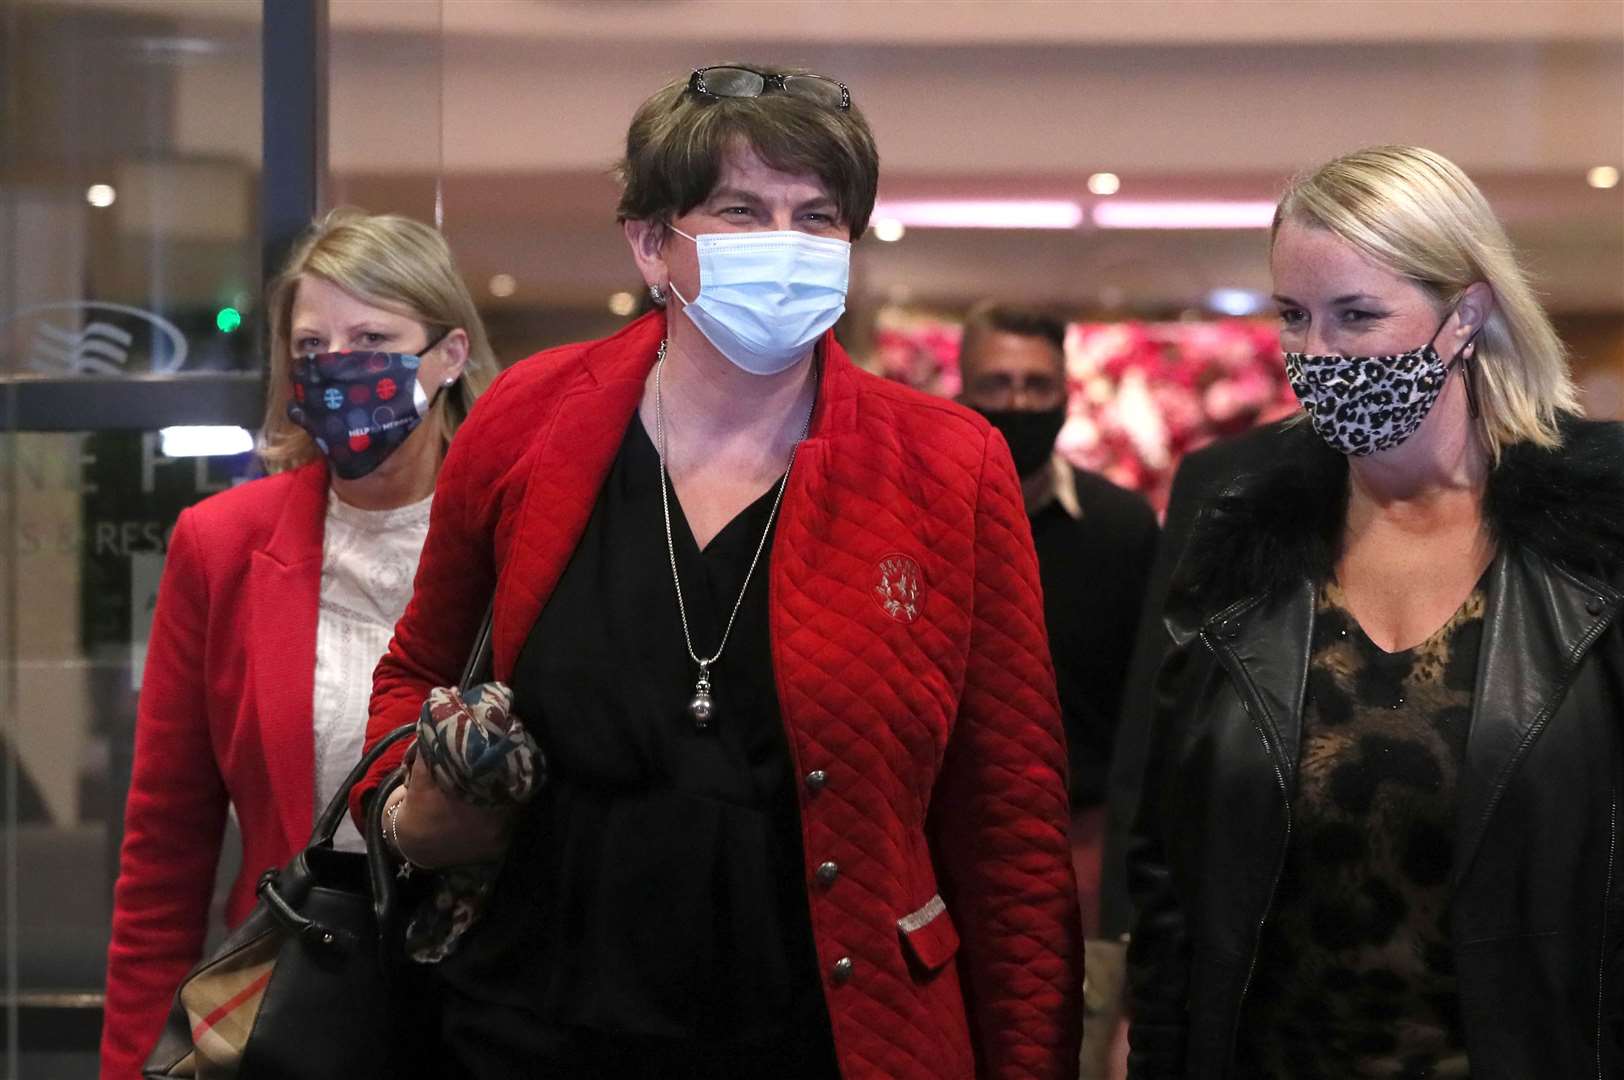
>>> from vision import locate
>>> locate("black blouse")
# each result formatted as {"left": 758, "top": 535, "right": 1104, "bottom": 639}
{"left": 435, "top": 416, "right": 837, "bottom": 1078}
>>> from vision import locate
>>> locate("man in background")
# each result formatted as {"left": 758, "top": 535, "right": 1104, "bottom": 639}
{"left": 956, "top": 301, "right": 1158, "bottom": 934}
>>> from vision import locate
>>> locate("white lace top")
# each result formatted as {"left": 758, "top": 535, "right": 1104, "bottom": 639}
{"left": 312, "top": 489, "right": 432, "bottom": 851}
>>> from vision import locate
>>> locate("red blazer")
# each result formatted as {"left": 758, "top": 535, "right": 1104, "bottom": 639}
{"left": 356, "top": 312, "right": 1083, "bottom": 1078}
{"left": 101, "top": 462, "right": 331, "bottom": 1079}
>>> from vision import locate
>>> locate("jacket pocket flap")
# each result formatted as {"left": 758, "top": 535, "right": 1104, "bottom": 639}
{"left": 897, "top": 894, "right": 958, "bottom": 972}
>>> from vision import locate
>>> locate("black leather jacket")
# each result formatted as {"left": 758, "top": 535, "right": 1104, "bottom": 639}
{"left": 1127, "top": 420, "right": 1624, "bottom": 1080}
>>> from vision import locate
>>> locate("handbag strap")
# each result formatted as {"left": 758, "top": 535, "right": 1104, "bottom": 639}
{"left": 309, "top": 723, "right": 415, "bottom": 848}
{"left": 366, "top": 763, "right": 410, "bottom": 961}
{"left": 458, "top": 601, "right": 495, "bottom": 690}
{"left": 362, "top": 602, "right": 496, "bottom": 956}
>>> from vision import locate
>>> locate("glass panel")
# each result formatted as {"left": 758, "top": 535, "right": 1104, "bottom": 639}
{"left": 0, "top": 430, "right": 256, "bottom": 1075}
{"left": 0, "top": 2, "right": 265, "bottom": 1074}
{"left": 1, "top": 4, "right": 262, "bottom": 381}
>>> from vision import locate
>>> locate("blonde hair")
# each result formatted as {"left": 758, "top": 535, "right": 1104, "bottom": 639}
{"left": 1273, "top": 145, "right": 1579, "bottom": 459}
{"left": 259, "top": 208, "right": 496, "bottom": 473}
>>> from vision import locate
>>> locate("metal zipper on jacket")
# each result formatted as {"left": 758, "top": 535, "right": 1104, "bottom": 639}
{"left": 1599, "top": 793, "right": 1616, "bottom": 1080}
{"left": 1201, "top": 626, "right": 1294, "bottom": 1070}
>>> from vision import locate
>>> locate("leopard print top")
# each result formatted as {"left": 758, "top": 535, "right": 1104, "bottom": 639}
{"left": 1232, "top": 577, "right": 1485, "bottom": 1079}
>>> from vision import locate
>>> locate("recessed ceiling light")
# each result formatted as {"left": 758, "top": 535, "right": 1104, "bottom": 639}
{"left": 86, "top": 184, "right": 116, "bottom": 208}
{"left": 1207, "top": 288, "right": 1266, "bottom": 316}
{"left": 872, "top": 219, "right": 905, "bottom": 242}
{"left": 1588, "top": 166, "right": 1620, "bottom": 190}
{"left": 1087, "top": 172, "right": 1121, "bottom": 196}
{"left": 488, "top": 273, "right": 517, "bottom": 298}
{"left": 607, "top": 291, "right": 637, "bottom": 317}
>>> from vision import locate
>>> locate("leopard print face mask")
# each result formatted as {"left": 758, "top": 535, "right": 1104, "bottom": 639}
{"left": 1284, "top": 311, "right": 1473, "bottom": 457}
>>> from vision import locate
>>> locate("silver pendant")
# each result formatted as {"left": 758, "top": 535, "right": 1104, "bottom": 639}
{"left": 688, "top": 661, "right": 715, "bottom": 731}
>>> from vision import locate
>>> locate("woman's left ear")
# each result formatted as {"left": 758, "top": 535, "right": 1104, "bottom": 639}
{"left": 439, "top": 328, "right": 471, "bottom": 386}
{"left": 1455, "top": 282, "right": 1496, "bottom": 346}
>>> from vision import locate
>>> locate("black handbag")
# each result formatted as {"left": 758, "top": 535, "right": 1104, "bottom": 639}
{"left": 142, "top": 608, "right": 493, "bottom": 1078}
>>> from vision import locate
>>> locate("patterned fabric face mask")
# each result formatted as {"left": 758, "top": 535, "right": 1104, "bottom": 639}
{"left": 287, "top": 334, "right": 445, "bottom": 479}
{"left": 1284, "top": 311, "right": 1473, "bottom": 457}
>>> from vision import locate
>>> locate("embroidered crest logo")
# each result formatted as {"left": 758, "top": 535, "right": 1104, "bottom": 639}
{"left": 873, "top": 553, "right": 923, "bottom": 623}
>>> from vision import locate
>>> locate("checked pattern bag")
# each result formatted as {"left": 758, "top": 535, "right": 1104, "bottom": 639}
{"left": 163, "top": 931, "right": 279, "bottom": 1075}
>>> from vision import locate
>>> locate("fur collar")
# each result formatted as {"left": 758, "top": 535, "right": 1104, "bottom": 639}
{"left": 1172, "top": 416, "right": 1624, "bottom": 624}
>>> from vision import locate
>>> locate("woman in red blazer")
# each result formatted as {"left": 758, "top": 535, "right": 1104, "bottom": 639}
{"left": 99, "top": 210, "right": 495, "bottom": 1078}
{"left": 357, "top": 66, "right": 1082, "bottom": 1079}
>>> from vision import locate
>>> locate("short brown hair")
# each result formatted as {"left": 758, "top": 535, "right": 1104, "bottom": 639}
{"left": 260, "top": 208, "right": 495, "bottom": 473}
{"left": 616, "top": 64, "right": 880, "bottom": 237}
{"left": 960, "top": 301, "right": 1067, "bottom": 368}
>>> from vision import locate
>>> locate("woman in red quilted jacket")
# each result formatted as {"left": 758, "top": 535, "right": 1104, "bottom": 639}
{"left": 356, "top": 64, "right": 1082, "bottom": 1079}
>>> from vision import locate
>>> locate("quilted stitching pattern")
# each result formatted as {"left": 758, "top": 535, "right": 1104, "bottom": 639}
{"left": 774, "top": 375, "right": 1082, "bottom": 1079}
{"left": 359, "top": 314, "right": 1081, "bottom": 1077}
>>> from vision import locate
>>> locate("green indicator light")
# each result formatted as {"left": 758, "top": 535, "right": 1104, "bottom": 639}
{"left": 216, "top": 306, "right": 242, "bottom": 333}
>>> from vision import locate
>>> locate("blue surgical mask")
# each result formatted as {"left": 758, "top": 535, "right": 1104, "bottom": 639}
{"left": 667, "top": 227, "right": 850, "bottom": 375}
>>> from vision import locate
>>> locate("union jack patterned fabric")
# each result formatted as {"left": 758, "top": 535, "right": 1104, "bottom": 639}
{"left": 402, "top": 680, "right": 544, "bottom": 962}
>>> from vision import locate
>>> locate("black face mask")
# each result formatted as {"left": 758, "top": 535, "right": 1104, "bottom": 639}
{"left": 975, "top": 406, "right": 1067, "bottom": 477}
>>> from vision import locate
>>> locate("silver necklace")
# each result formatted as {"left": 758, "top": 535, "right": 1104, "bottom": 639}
{"left": 654, "top": 340, "right": 812, "bottom": 730}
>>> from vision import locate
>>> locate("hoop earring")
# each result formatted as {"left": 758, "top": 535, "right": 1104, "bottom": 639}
{"left": 648, "top": 283, "right": 666, "bottom": 306}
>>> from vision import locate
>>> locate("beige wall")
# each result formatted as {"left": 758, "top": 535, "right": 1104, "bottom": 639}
{"left": 64, "top": 0, "right": 1624, "bottom": 319}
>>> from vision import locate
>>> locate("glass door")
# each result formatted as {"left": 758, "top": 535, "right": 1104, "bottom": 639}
{"left": 1, "top": 2, "right": 266, "bottom": 1075}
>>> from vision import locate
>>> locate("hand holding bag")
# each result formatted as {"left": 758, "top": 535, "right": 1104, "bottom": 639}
{"left": 141, "top": 607, "right": 495, "bottom": 1079}
{"left": 396, "top": 614, "right": 546, "bottom": 963}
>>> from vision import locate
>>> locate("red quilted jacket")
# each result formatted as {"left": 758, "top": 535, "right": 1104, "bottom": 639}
{"left": 355, "top": 312, "right": 1083, "bottom": 1077}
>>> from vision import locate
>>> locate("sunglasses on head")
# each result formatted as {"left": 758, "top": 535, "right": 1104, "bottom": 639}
{"left": 687, "top": 65, "right": 852, "bottom": 111}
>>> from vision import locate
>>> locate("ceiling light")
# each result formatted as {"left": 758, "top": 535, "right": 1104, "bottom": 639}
{"left": 1092, "top": 200, "right": 1277, "bottom": 230}
{"left": 872, "top": 219, "right": 905, "bottom": 242}
{"left": 1087, "top": 172, "right": 1121, "bottom": 196}
{"left": 86, "top": 184, "right": 116, "bottom": 208}
{"left": 488, "top": 273, "right": 517, "bottom": 298}
{"left": 868, "top": 199, "right": 1084, "bottom": 230}
{"left": 1207, "top": 288, "right": 1266, "bottom": 316}
{"left": 607, "top": 291, "right": 637, "bottom": 317}
{"left": 1588, "top": 166, "right": 1620, "bottom": 190}
{"left": 160, "top": 426, "right": 253, "bottom": 457}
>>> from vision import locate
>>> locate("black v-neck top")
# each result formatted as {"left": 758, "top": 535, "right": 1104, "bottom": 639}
{"left": 436, "top": 416, "right": 836, "bottom": 1077}
{"left": 1234, "top": 577, "right": 1483, "bottom": 1079}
